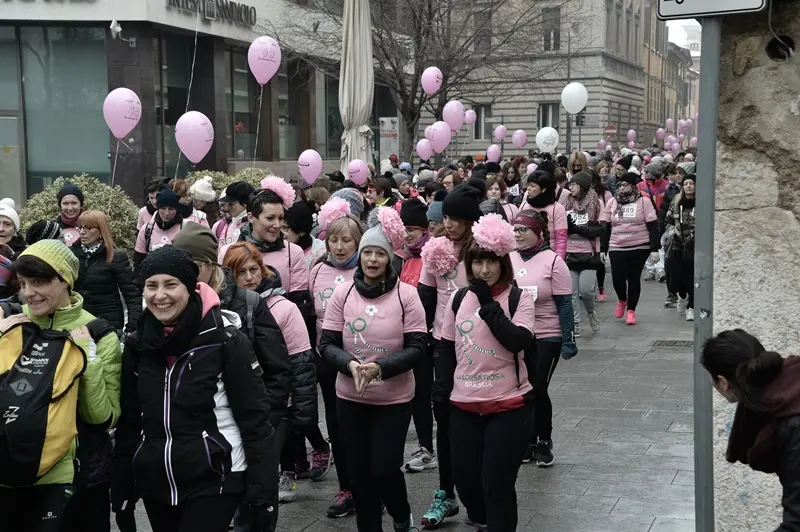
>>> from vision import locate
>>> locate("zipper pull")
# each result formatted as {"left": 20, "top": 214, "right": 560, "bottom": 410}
{"left": 164, "top": 371, "right": 169, "bottom": 391}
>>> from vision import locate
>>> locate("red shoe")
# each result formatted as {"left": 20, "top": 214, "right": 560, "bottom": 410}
{"left": 626, "top": 310, "right": 637, "bottom": 325}
{"left": 614, "top": 300, "right": 627, "bottom": 319}
{"left": 597, "top": 288, "right": 607, "bottom": 302}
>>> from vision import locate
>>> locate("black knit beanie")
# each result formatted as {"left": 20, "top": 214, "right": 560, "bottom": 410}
{"left": 618, "top": 172, "right": 640, "bottom": 187}
{"left": 57, "top": 182, "right": 85, "bottom": 206}
{"left": 25, "top": 220, "right": 62, "bottom": 246}
{"left": 156, "top": 188, "right": 182, "bottom": 210}
{"left": 570, "top": 171, "right": 593, "bottom": 192}
{"left": 284, "top": 201, "right": 314, "bottom": 235}
{"left": 617, "top": 155, "right": 633, "bottom": 170}
{"left": 443, "top": 179, "right": 486, "bottom": 222}
{"left": 400, "top": 198, "right": 428, "bottom": 228}
{"left": 138, "top": 245, "right": 198, "bottom": 292}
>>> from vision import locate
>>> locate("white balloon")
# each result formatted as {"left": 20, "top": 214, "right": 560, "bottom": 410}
{"left": 535, "top": 127, "right": 560, "bottom": 153}
{"left": 561, "top": 82, "right": 589, "bottom": 114}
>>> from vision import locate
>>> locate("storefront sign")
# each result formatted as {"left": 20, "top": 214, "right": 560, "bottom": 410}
{"left": 167, "top": 0, "right": 257, "bottom": 26}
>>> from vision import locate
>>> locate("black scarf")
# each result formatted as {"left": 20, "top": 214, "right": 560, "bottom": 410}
{"left": 527, "top": 189, "right": 556, "bottom": 208}
{"left": 679, "top": 195, "right": 696, "bottom": 210}
{"left": 518, "top": 239, "right": 550, "bottom": 262}
{"left": 353, "top": 264, "right": 398, "bottom": 299}
{"left": 239, "top": 223, "right": 285, "bottom": 253}
{"left": 137, "top": 292, "right": 202, "bottom": 355}
{"left": 154, "top": 211, "right": 184, "bottom": 232}
{"left": 146, "top": 203, "right": 157, "bottom": 215}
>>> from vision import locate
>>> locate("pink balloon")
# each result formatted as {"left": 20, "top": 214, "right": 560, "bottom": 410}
{"left": 690, "top": 137, "right": 698, "bottom": 147}
{"left": 671, "top": 143, "right": 680, "bottom": 154}
{"left": 429, "top": 121, "right": 451, "bottom": 153}
{"left": 627, "top": 141, "right": 636, "bottom": 149}
{"left": 103, "top": 88, "right": 141, "bottom": 139}
{"left": 416, "top": 138, "right": 434, "bottom": 161}
{"left": 248, "top": 36, "right": 281, "bottom": 86}
{"left": 665, "top": 118, "right": 675, "bottom": 131}
{"left": 464, "top": 109, "right": 477, "bottom": 125}
{"left": 667, "top": 135, "right": 676, "bottom": 145}
{"left": 424, "top": 126, "right": 434, "bottom": 140}
{"left": 442, "top": 100, "right": 465, "bottom": 130}
{"left": 494, "top": 125, "right": 507, "bottom": 142}
{"left": 678, "top": 119, "right": 687, "bottom": 132}
{"left": 526, "top": 163, "right": 537, "bottom": 174}
{"left": 347, "top": 159, "right": 370, "bottom": 185}
{"left": 175, "top": 111, "right": 214, "bottom": 164}
{"left": 297, "top": 149, "right": 323, "bottom": 184}
{"left": 512, "top": 130, "right": 528, "bottom": 149}
{"left": 686, "top": 118, "right": 693, "bottom": 127}
{"left": 486, "top": 144, "right": 501, "bottom": 163}
{"left": 655, "top": 128, "right": 665, "bottom": 140}
{"left": 597, "top": 139, "right": 608, "bottom": 149}
{"left": 678, "top": 134, "right": 685, "bottom": 143}
{"left": 421, "top": 66, "right": 443, "bottom": 96}
{"left": 626, "top": 129, "right": 636, "bottom": 142}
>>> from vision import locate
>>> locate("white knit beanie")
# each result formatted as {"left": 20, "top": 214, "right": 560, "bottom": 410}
{"left": 0, "top": 205, "right": 20, "bottom": 232}
{"left": 0, "top": 198, "right": 15, "bottom": 211}
{"left": 379, "top": 159, "right": 394, "bottom": 175}
{"left": 189, "top": 176, "right": 216, "bottom": 202}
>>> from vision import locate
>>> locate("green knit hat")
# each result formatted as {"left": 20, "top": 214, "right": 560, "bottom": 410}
{"left": 19, "top": 239, "right": 79, "bottom": 290}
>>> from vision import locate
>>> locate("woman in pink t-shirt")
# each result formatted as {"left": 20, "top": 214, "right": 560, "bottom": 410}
{"left": 437, "top": 214, "right": 535, "bottom": 532}
{"left": 599, "top": 172, "right": 661, "bottom": 325}
{"left": 319, "top": 208, "right": 427, "bottom": 532}
{"left": 133, "top": 188, "right": 189, "bottom": 270}
{"left": 510, "top": 210, "right": 576, "bottom": 468}
{"left": 523, "top": 171, "right": 568, "bottom": 260}
{"left": 136, "top": 180, "right": 163, "bottom": 231}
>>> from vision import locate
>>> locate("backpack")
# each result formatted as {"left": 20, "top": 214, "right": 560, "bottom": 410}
{"left": 0, "top": 318, "right": 114, "bottom": 487}
{"left": 214, "top": 219, "right": 229, "bottom": 242}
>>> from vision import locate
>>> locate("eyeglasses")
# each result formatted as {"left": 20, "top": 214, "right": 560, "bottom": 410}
{"left": 513, "top": 226, "right": 530, "bottom": 234}
{"left": 77, "top": 225, "right": 98, "bottom": 233}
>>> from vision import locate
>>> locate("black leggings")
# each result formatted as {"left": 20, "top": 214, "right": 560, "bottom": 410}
{"left": 609, "top": 249, "right": 651, "bottom": 311}
{"left": 0, "top": 484, "right": 73, "bottom": 532}
{"left": 596, "top": 264, "right": 606, "bottom": 290}
{"left": 433, "top": 401, "right": 455, "bottom": 498}
{"left": 338, "top": 399, "right": 412, "bottom": 532}
{"left": 61, "top": 483, "right": 110, "bottom": 532}
{"left": 145, "top": 495, "right": 240, "bottom": 532}
{"left": 411, "top": 351, "right": 435, "bottom": 452}
{"left": 667, "top": 250, "right": 695, "bottom": 309}
{"left": 529, "top": 340, "right": 561, "bottom": 443}
{"left": 450, "top": 404, "right": 533, "bottom": 531}
{"left": 316, "top": 355, "right": 351, "bottom": 490}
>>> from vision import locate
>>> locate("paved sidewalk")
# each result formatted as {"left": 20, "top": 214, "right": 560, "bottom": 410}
{"left": 119, "top": 279, "right": 695, "bottom": 532}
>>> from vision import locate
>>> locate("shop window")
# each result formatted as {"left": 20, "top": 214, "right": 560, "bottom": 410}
{"left": 0, "top": 27, "right": 19, "bottom": 111}
{"left": 21, "top": 27, "right": 108, "bottom": 194}
{"left": 325, "top": 73, "right": 343, "bottom": 160}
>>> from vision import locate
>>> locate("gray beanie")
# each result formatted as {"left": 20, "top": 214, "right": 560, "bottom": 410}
{"left": 677, "top": 161, "right": 696, "bottom": 175}
{"left": 359, "top": 209, "right": 394, "bottom": 257}
{"left": 330, "top": 188, "right": 365, "bottom": 220}
{"left": 645, "top": 157, "right": 668, "bottom": 179}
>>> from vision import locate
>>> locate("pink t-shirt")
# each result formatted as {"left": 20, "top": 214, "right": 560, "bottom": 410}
{"left": 213, "top": 214, "right": 248, "bottom": 251}
{"left": 564, "top": 195, "right": 603, "bottom": 254}
{"left": 61, "top": 227, "right": 80, "bottom": 247}
{"left": 310, "top": 262, "right": 357, "bottom": 345}
{"left": 137, "top": 206, "right": 153, "bottom": 231}
{"left": 220, "top": 241, "right": 308, "bottom": 294}
{"left": 600, "top": 196, "right": 657, "bottom": 250}
{"left": 134, "top": 220, "right": 184, "bottom": 254}
{"left": 527, "top": 203, "right": 568, "bottom": 260}
{"left": 440, "top": 287, "right": 534, "bottom": 403}
{"left": 322, "top": 281, "right": 428, "bottom": 405}
{"left": 501, "top": 202, "right": 519, "bottom": 222}
{"left": 265, "top": 294, "right": 311, "bottom": 355}
{"left": 186, "top": 208, "right": 209, "bottom": 228}
{"left": 419, "top": 261, "right": 468, "bottom": 340}
{"left": 510, "top": 249, "right": 572, "bottom": 338}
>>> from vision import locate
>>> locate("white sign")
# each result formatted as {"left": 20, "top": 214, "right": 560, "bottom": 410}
{"left": 379, "top": 117, "right": 400, "bottom": 161}
{"left": 658, "top": 0, "right": 765, "bottom": 20}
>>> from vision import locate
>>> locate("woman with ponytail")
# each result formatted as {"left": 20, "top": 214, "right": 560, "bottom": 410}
{"left": 702, "top": 329, "right": 800, "bottom": 531}
{"left": 524, "top": 171, "right": 568, "bottom": 260}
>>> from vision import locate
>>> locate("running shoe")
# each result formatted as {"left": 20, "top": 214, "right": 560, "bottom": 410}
{"left": 643, "top": 270, "right": 656, "bottom": 281}
{"left": 588, "top": 312, "right": 600, "bottom": 332}
{"left": 420, "top": 490, "right": 459, "bottom": 529}
{"left": 521, "top": 443, "right": 535, "bottom": 464}
{"left": 626, "top": 310, "right": 637, "bottom": 325}
{"left": 677, "top": 297, "right": 688, "bottom": 314}
{"left": 310, "top": 450, "right": 332, "bottom": 481}
{"left": 295, "top": 455, "right": 311, "bottom": 479}
{"left": 574, "top": 325, "right": 581, "bottom": 338}
{"left": 614, "top": 300, "right": 627, "bottom": 319}
{"left": 597, "top": 288, "right": 607, "bottom": 302}
{"left": 405, "top": 447, "right": 438, "bottom": 473}
{"left": 327, "top": 489, "right": 355, "bottom": 518}
{"left": 278, "top": 471, "right": 297, "bottom": 503}
{"left": 686, "top": 308, "right": 695, "bottom": 321}
{"left": 535, "top": 439, "right": 554, "bottom": 467}
{"left": 656, "top": 269, "right": 666, "bottom": 282}
{"left": 664, "top": 294, "right": 677, "bottom": 308}
{"left": 393, "top": 513, "right": 416, "bottom": 532}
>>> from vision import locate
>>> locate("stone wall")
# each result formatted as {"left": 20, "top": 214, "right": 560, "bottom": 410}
{"left": 714, "top": 1, "right": 800, "bottom": 529}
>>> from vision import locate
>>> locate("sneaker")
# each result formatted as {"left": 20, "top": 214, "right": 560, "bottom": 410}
{"left": 626, "top": 310, "right": 637, "bottom": 325}
{"left": 521, "top": 443, "right": 535, "bottom": 464}
{"left": 597, "top": 288, "right": 607, "bottom": 302}
{"left": 420, "top": 490, "right": 459, "bottom": 529}
{"left": 656, "top": 269, "right": 666, "bottom": 282}
{"left": 295, "top": 456, "right": 311, "bottom": 479}
{"left": 310, "top": 450, "right": 332, "bottom": 481}
{"left": 574, "top": 325, "right": 581, "bottom": 338}
{"left": 535, "top": 439, "right": 554, "bottom": 467}
{"left": 614, "top": 300, "right": 627, "bottom": 319}
{"left": 677, "top": 297, "right": 688, "bottom": 314}
{"left": 643, "top": 270, "right": 655, "bottom": 281}
{"left": 685, "top": 308, "right": 695, "bottom": 321}
{"left": 588, "top": 312, "right": 600, "bottom": 332}
{"left": 278, "top": 471, "right": 297, "bottom": 503}
{"left": 405, "top": 447, "right": 438, "bottom": 473}
{"left": 393, "top": 514, "right": 416, "bottom": 532}
{"left": 664, "top": 294, "right": 677, "bottom": 308}
{"left": 327, "top": 489, "right": 355, "bottom": 518}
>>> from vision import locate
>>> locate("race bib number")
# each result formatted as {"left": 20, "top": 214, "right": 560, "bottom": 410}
{"left": 568, "top": 211, "right": 588, "bottom": 226}
{"left": 520, "top": 285, "right": 538, "bottom": 303}
{"left": 621, "top": 205, "right": 637, "bottom": 219}
{"left": 509, "top": 184, "right": 520, "bottom": 197}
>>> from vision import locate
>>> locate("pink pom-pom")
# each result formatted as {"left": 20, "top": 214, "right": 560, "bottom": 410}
{"left": 421, "top": 236, "right": 458, "bottom": 276}
{"left": 472, "top": 213, "right": 516, "bottom": 256}
{"left": 317, "top": 197, "right": 351, "bottom": 232}
{"left": 260, "top": 176, "right": 296, "bottom": 209}
{"left": 376, "top": 207, "right": 405, "bottom": 249}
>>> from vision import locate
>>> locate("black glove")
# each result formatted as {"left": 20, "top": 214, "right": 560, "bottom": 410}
{"left": 248, "top": 503, "right": 277, "bottom": 532}
{"left": 567, "top": 213, "right": 578, "bottom": 234}
{"left": 114, "top": 504, "right": 137, "bottom": 532}
{"left": 469, "top": 279, "right": 493, "bottom": 306}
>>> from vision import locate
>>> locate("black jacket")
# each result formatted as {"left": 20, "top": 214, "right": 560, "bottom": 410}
{"left": 565, "top": 215, "right": 608, "bottom": 271}
{"left": 6, "top": 234, "right": 25, "bottom": 259}
{"left": 71, "top": 242, "right": 142, "bottom": 332}
{"left": 218, "top": 267, "right": 291, "bottom": 423}
{"left": 256, "top": 271, "right": 318, "bottom": 428}
{"left": 776, "top": 415, "right": 800, "bottom": 531}
{"left": 111, "top": 304, "right": 276, "bottom": 509}
{"left": 658, "top": 182, "right": 682, "bottom": 234}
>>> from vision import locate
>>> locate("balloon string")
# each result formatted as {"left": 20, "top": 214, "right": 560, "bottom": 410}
{"left": 174, "top": 4, "right": 201, "bottom": 180}
{"left": 253, "top": 86, "right": 264, "bottom": 167}
{"left": 109, "top": 139, "right": 120, "bottom": 212}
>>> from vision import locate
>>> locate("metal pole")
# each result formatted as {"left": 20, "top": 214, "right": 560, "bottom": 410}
{"left": 566, "top": 34, "right": 572, "bottom": 153}
{"left": 694, "top": 16, "right": 721, "bottom": 532}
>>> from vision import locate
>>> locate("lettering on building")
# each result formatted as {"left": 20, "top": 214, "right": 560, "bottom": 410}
{"left": 167, "top": 0, "right": 257, "bottom": 26}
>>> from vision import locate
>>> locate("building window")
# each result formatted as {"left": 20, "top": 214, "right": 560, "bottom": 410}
{"left": 325, "top": 73, "right": 343, "bottom": 159}
{"left": 543, "top": 8, "right": 561, "bottom": 52}
{"left": 473, "top": 105, "right": 492, "bottom": 140}
{"left": 21, "top": 27, "right": 108, "bottom": 194}
{"left": 225, "top": 49, "right": 259, "bottom": 160}
{"left": 644, "top": 4, "right": 651, "bottom": 45}
{"left": 474, "top": 1, "right": 493, "bottom": 53}
{"left": 538, "top": 103, "right": 559, "bottom": 130}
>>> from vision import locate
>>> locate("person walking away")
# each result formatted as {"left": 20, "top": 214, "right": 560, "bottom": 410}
{"left": 437, "top": 214, "right": 535, "bottom": 532}
{"left": 485, "top": 176, "right": 519, "bottom": 222}
{"left": 563, "top": 172, "right": 606, "bottom": 337}
{"left": 319, "top": 208, "right": 428, "bottom": 532}
{"left": 71, "top": 210, "right": 142, "bottom": 340}
{"left": 0, "top": 239, "right": 121, "bottom": 532}
{"left": 599, "top": 172, "right": 660, "bottom": 325}
{"left": 55, "top": 182, "right": 85, "bottom": 246}
{"left": 664, "top": 174, "right": 696, "bottom": 321}
{"left": 110, "top": 246, "right": 277, "bottom": 532}
{"left": 214, "top": 181, "right": 256, "bottom": 249}
{"left": 510, "top": 211, "right": 576, "bottom": 467}
{"left": 0, "top": 203, "right": 25, "bottom": 258}
{"left": 524, "top": 171, "right": 568, "bottom": 260}
{"left": 639, "top": 158, "right": 669, "bottom": 282}
{"left": 309, "top": 201, "right": 363, "bottom": 517}
{"left": 133, "top": 188, "right": 189, "bottom": 269}
{"left": 701, "top": 329, "right": 800, "bottom": 531}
